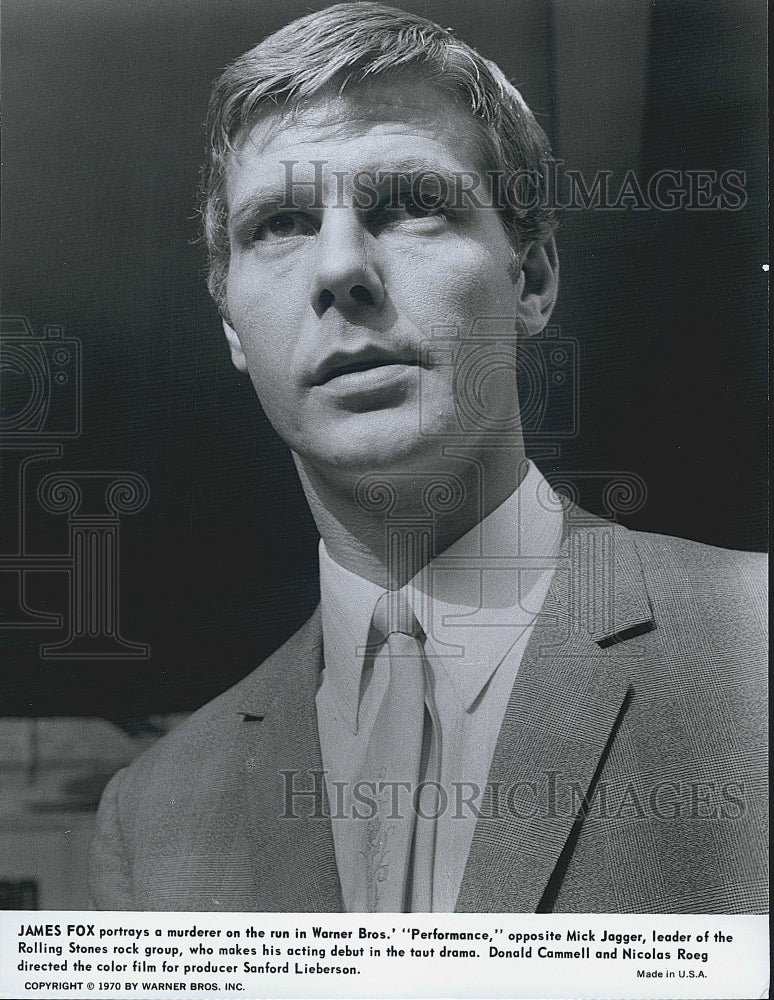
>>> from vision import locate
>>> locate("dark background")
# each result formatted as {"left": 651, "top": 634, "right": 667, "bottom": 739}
{"left": 1, "top": 0, "right": 767, "bottom": 718}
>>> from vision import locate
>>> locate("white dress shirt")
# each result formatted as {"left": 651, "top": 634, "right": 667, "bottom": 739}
{"left": 315, "top": 460, "right": 564, "bottom": 911}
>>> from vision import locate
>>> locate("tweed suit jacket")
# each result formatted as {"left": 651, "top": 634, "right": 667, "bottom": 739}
{"left": 90, "top": 507, "right": 768, "bottom": 912}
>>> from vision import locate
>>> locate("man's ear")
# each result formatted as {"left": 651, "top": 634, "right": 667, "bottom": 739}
{"left": 222, "top": 319, "right": 248, "bottom": 372}
{"left": 514, "top": 236, "right": 559, "bottom": 337}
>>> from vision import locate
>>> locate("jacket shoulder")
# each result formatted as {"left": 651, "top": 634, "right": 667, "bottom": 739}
{"left": 627, "top": 525, "right": 766, "bottom": 566}
{"left": 113, "top": 607, "right": 322, "bottom": 796}
{"left": 619, "top": 526, "right": 767, "bottom": 699}
{"left": 626, "top": 527, "right": 767, "bottom": 603}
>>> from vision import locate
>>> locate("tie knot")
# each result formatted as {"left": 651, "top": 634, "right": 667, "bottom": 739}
{"left": 372, "top": 590, "right": 421, "bottom": 640}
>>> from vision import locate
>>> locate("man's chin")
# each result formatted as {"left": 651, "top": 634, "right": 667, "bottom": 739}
{"left": 293, "top": 429, "right": 442, "bottom": 487}
{"left": 309, "top": 439, "right": 428, "bottom": 475}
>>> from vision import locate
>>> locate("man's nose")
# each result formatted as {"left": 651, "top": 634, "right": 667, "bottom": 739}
{"left": 309, "top": 212, "right": 385, "bottom": 318}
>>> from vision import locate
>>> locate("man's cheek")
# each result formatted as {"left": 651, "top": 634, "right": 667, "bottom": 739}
{"left": 238, "top": 346, "right": 285, "bottom": 417}
{"left": 247, "top": 378, "right": 299, "bottom": 443}
{"left": 398, "top": 268, "right": 481, "bottom": 329}
{"left": 424, "top": 250, "right": 509, "bottom": 318}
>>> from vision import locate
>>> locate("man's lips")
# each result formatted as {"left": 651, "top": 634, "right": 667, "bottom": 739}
{"left": 310, "top": 347, "right": 421, "bottom": 387}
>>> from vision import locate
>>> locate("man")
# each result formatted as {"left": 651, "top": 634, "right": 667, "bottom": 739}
{"left": 90, "top": 3, "right": 767, "bottom": 913}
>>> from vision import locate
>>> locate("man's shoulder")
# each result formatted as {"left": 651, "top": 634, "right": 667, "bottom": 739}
{"left": 612, "top": 524, "right": 767, "bottom": 673}
{"left": 562, "top": 505, "right": 766, "bottom": 611}
{"left": 625, "top": 522, "right": 766, "bottom": 562}
{"left": 109, "top": 673, "right": 250, "bottom": 808}
{"left": 562, "top": 513, "right": 767, "bottom": 660}
{"left": 623, "top": 524, "right": 767, "bottom": 597}
{"left": 115, "top": 607, "right": 322, "bottom": 793}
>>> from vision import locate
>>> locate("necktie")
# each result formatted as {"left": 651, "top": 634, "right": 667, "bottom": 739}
{"left": 408, "top": 693, "right": 440, "bottom": 912}
{"left": 353, "top": 590, "right": 427, "bottom": 912}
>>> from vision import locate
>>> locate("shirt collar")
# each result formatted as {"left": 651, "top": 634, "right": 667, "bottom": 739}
{"left": 319, "top": 543, "right": 384, "bottom": 730}
{"left": 319, "top": 460, "right": 563, "bottom": 726}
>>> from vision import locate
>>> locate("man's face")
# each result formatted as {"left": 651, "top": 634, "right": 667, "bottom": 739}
{"left": 222, "top": 77, "right": 552, "bottom": 483}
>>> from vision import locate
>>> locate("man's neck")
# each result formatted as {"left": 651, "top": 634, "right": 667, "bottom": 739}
{"left": 294, "top": 447, "right": 529, "bottom": 589}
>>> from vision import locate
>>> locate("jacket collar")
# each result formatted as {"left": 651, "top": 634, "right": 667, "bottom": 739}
{"left": 236, "top": 608, "right": 344, "bottom": 911}
{"left": 455, "top": 506, "right": 655, "bottom": 911}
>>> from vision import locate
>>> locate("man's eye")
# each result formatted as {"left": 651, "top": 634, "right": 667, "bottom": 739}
{"left": 370, "top": 192, "right": 446, "bottom": 229}
{"left": 252, "top": 212, "right": 317, "bottom": 241}
{"left": 401, "top": 195, "right": 438, "bottom": 218}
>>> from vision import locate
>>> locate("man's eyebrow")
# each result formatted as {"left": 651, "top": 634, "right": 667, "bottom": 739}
{"left": 228, "top": 185, "right": 298, "bottom": 234}
{"left": 368, "top": 157, "right": 462, "bottom": 182}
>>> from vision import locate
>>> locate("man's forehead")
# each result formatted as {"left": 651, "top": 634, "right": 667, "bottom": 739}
{"left": 228, "top": 75, "right": 483, "bottom": 168}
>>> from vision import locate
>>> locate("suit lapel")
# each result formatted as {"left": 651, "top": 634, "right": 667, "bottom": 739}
{"left": 456, "top": 511, "right": 655, "bottom": 912}
{"left": 230, "top": 509, "right": 656, "bottom": 913}
{"left": 236, "top": 608, "right": 344, "bottom": 911}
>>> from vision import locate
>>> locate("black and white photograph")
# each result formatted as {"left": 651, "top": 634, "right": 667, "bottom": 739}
{"left": 1, "top": 0, "right": 768, "bottom": 995}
